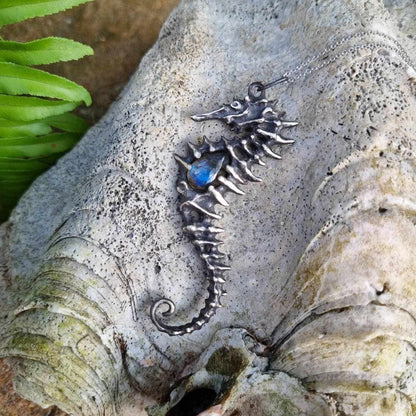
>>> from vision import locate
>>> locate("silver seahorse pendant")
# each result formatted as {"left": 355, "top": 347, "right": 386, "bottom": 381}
{"left": 151, "top": 82, "right": 298, "bottom": 336}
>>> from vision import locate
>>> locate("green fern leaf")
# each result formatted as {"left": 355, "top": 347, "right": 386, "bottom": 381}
{"left": 0, "top": 155, "right": 59, "bottom": 171}
{"left": 1, "top": 175, "right": 37, "bottom": 183}
{"left": 0, "top": 62, "right": 91, "bottom": 105}
{"left": 45, "top": 112, "right": 88, "bottom": 133}
{"left": 0, "top": 132, "right": 81, "bottom": 157}
{"left": 0, "top": 38, "right": 93, "bottom": 65}
{"left": 0, "top": 0, "right": 94, "bottom": 221}
{"left": 0, "top": 0, "right": 94, "bottom": 28}
{"left": 0, "top": 118, "right": 51, "bottom": 137}
{"left": 0, "top": 181, "right": 30, "bottom": 196}
{"left": 0, "top": 95, "right": 79, "bottom": 121}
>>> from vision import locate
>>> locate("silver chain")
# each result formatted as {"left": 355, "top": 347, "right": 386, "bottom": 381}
{"left": 263, "top": 30, "right": 415, "bottom": 90}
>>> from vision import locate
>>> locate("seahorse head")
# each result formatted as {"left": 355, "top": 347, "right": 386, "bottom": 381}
{"left": 191, "top": 94, "right": 278, "bottom": 134}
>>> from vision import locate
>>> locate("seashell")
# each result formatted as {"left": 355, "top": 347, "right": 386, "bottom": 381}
{"left": 1, "top": 0, "right": 416, "bottom": 415}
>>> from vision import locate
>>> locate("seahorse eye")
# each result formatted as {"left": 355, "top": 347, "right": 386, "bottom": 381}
{"left": 230, "top": 101, "right": 241, "bottom": 110}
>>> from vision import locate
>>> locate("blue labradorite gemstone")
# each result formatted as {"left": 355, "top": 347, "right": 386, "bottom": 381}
{"left": 188, "top": 153, "right": 225, "bottom": 189}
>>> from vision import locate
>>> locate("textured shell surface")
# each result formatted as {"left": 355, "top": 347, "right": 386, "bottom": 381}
{"left": 0, "top": 0, "right": 416, "bottom": 415}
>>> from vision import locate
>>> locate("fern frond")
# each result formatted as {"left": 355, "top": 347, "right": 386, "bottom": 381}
{"left": 0, "top": 0, "right": 94, "bottom": 222}
{"left": 0, "top": 0, "right": 94, "bottom": 29}
{"left": 44, "top": 113, "right": 88, "bottom": 133}
{"left": 0, "top": 132, "right": 81, "bottom": 157}
{"left": 0, "top": 37, "right": 93, "bottom": 65}
{"left": 0, "top": 155, "right": 60, "bottom": 171}
{"left": 0, "top": 95, "right": 79, "bottom": 121}
{"left": 0, "top": 62, "right": 92, "bottom": 105}
{"left": 0, "top": 118, "right": 51, "bottom": 137}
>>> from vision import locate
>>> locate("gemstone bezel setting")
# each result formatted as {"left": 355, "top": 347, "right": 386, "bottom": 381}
{"left": 187, "top": 152, "right": 226, "bottom": 190}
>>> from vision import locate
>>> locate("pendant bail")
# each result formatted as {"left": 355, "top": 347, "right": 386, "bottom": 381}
{"left": 248, "top": 82, "right": 266, "bottom": 101}
{"left": 248, "top": 76, "right": 289, "bottom": 101}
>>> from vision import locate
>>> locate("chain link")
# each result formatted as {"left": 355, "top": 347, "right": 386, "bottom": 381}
{"left": 265, "top": 30, "right": 415, "bottom": 87}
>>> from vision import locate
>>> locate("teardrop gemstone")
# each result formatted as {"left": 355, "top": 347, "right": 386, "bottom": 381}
{"left": 188, "top": 153, "right": 225, "bottom": 189}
